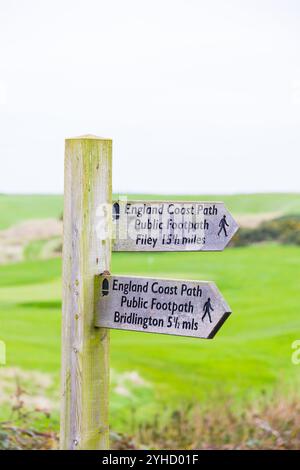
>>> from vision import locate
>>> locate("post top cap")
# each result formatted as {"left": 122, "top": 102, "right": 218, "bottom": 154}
{"left": 66, "top": 134, "right": 112, "bottom": 141}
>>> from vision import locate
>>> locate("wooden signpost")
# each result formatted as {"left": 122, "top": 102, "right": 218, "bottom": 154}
{"left": 61, "top": 136, "right": 112, "bottom": 450}
{"left": 61, "top": 135, "right": 238, "bottom": 450}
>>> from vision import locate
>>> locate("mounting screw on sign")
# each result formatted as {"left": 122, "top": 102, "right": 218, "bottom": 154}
{"left": 95, "top": 274, "right": 231, "bottom": 339}
{"left": 112, "top": 202, "right": 120, "bottom": 221}
{"left": 102, "top": 278, "right": 109, "bottom": 296}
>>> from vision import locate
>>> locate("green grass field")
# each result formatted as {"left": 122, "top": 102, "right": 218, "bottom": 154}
{"left": 1, "top": 193, "right": 300, "bottom": 229}
{"left": 1, "top": 243, "right": 300, "bottom": 431}
{"left": 0, "top": 195, "right": 63, "bottom": 230}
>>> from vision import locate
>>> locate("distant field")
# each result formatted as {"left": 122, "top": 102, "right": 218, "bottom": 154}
{"left": 1, "top": 244, "right": 299, "bottom": 431}
{"left": 0, "top": 195, "right": 63, "bottom": 230}
{"left": 1, "top": 193, "right": 300, "bottom": 229}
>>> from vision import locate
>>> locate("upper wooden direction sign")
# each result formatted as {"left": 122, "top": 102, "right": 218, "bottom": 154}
{"left": 112, "top": 200, "right": 238, "bottom": 251}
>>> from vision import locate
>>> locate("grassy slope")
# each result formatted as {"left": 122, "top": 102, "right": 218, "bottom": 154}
{"left": 0, "top": 195, "right": 63, "bottom": 230}
{"left": 1, "top": 193, "right": 300, "bottom": 229}
{"left": 1, "top": 245, "right": 299, "bottom": 430}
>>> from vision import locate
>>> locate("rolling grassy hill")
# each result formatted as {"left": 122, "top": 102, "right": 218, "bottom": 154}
{"left": 1, "top": 244, "right": 299, "bottom": 431}
{"left": 1, "top": 193, "right": 300, "bottom": 229}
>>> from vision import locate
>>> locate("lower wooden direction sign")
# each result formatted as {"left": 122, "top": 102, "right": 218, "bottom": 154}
{"left": 95, "top": 275, "right": 231, "bottom": 339}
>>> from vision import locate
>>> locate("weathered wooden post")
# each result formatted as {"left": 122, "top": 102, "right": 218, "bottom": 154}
{"left": 60, "top": 135, "right": 112, "bottom": 450}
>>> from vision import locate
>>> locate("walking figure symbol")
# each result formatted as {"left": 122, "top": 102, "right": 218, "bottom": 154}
{"left": 218, "top": 214, "right": 229, "bottom": 237}
{"left": 202, "top": 297, "right": 214, "bottom": 323}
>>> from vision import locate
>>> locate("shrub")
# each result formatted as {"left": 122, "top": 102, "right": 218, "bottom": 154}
{"left": 232, "top": 215, "right": 300, "bottom": 247}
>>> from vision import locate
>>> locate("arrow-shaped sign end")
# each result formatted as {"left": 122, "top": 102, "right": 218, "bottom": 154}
{"left": 221, "top": 205, "right": 239, "bottom": 250}
{"left": 207, "top": 310, "right": 231, "bottom": 339}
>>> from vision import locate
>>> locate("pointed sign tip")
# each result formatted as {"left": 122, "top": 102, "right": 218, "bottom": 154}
{"left": 207, "top": 311, "right": 232, "bottom": 339}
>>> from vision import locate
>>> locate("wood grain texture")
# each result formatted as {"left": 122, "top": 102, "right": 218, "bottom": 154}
{"left": 60, "top": 136, "right": 112, "bottom": 450}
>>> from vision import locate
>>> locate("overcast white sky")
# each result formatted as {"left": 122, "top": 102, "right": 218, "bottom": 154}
{"left": 0, "top": 0, "right": 299, "bottom": 194}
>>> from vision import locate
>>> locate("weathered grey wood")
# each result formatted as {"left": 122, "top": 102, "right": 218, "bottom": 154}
{"left": 95, "top": 275, "right": 231, "bottom": 339}
{"left": 112, "top": 200, "right": 238, "bottom": 251}
{"left": 60, "top": 135, "right": 112, "bottom": 450}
